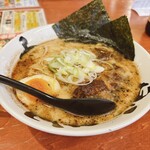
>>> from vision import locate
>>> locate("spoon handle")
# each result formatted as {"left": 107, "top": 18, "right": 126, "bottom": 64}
{"left": 0, "top": 75, "right": 79, "bottom": 112}
{"left": 0, "top": 74, "right": 86, "bottom": 104}
{"left": 0, "top": 74, "right": 60, "bottom": 102}
{"left": 0, "top": 75, "right": 116, "bottom": 116}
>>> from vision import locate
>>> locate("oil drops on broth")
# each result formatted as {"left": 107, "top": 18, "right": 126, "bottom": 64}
{"left": 12, "top": 39, "right": 141, "bottom": 127}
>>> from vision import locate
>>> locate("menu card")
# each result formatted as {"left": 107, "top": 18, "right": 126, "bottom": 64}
{"left": 0, "top": 9, "right": 47, "bottom": 40}
{"left": 0, "top": 0, "right": 47, "bottom": 49}
{"left": 0, "top": 0, "right": 39, "bottom": 9}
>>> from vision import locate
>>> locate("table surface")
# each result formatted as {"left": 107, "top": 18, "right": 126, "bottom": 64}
{"left": 0, "top": 0, "right": 150, "bottom": 150}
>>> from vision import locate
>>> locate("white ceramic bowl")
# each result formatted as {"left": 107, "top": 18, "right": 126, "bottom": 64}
{"left": 0, "top": 25, "right": 150, "bottom": 136}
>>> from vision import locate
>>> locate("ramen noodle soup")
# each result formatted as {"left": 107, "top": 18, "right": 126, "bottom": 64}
{"left": 12, "top": 39, "right": 140, "bottom": 126}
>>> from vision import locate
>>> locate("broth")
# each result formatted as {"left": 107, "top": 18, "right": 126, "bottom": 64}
{"left": 12, "top": 39, "right": 140, "bottom": 126}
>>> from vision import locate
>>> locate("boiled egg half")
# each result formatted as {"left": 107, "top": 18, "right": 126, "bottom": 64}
{"left": 15, "top": 74, "right": 61, "bottom": 105}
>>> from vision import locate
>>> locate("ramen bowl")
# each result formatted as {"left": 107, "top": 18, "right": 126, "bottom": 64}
{"left": 0, "top": 25, "right": 150, "bottom": 136}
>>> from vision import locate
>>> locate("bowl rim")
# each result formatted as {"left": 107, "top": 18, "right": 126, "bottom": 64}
{"left": 0, "top": 25, "right": 150, "bottom": 136}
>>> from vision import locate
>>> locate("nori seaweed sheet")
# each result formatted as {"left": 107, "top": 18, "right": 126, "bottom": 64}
{"left": 99, "top": 16, "right": 135, "bottom": 60}
{"left": 53, "top": 0, "right": 110, "bottom": 38}
{"left": 52, "top": 0, "right": 135, "bottom": 60}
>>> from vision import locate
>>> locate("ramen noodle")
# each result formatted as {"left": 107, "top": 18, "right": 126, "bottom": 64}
{"left": 12, "top": 39, "right": 140, "bottom": 126}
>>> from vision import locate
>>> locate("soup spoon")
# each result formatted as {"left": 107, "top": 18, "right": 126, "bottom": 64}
{"left": 0, "top": 75, "right": 116, "bottom": 116}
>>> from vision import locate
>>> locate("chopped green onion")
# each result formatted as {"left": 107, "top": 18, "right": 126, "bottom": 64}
{"left": 45, "top": 49, "right": 104, "bottom": 85}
